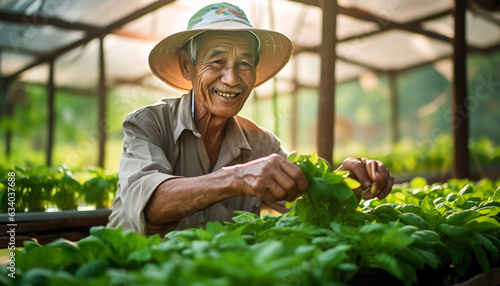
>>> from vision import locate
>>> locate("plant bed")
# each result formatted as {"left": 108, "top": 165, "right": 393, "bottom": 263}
{"left": 0, "top": 165, "right": 117, "bottom": 213}
{"left": 2, "top": 153, "right": 499, "bottom": 285}
{"left": 0, "top": 208, "right": 111, "bottom": 248}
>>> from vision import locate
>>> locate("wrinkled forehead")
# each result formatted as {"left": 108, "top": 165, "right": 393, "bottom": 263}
{"left": 197, "top": 31, "right": 260, "bottom": 52}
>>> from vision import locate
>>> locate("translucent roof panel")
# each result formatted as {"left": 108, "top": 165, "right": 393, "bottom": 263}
{"left": 423, "top": 12, "right": 500, "bottom": 49}
{"left": 337, "top": 15, "right": 380, "bottom": 41}
{"left": 0, "top": 22, "right": 85, "bottom": 55}
{"left": 1, "top": 51, "right": 35, "bottom": 75}
{"left": 1, "top": 0, "right": 500, "bottom": 95}
{"left": 337, "top": 29, "right": 452, "bottom": 71}
{"left": 338, "top": 0, "right": 452, "bottom": 23}
{"left": 0, "top": 0, "right": 157, "bottom": 26}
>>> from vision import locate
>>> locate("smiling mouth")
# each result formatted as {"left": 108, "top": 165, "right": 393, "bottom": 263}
{"left": 215, "top": 90, "right": 238, "bottom": 98}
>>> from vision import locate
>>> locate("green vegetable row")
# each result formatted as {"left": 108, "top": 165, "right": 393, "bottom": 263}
{"left": 2, "top": 153, "right": 499, "bottom": 285}
{"left": 334, "top": 134, "right": 500, "bottom": 175}
{"left": 0, "top": 165, "right": 117, "bottom": 212}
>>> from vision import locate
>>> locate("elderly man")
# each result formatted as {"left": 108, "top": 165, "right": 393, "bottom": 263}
{"left": 107, "top": 3, "right": 394, "bottom": 235}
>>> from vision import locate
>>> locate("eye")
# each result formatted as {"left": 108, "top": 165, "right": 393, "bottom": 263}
{"left": 239, "top": 61, "right": 253, "bottom": 68}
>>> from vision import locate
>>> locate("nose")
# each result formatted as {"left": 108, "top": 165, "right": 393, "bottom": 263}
{"left": 221, "top": 64, "right": 240, "bottom": 86}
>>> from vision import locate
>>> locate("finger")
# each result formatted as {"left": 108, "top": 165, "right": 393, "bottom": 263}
{"left": 361, "top": 187, "right": 377, "bottom": 200}
{"left": 377, "top": 175, "right": 395, "bottom": 200}
{"left": 361, "top": 159, "right": 379, "bottom": 195}
{"left": 271, "top": 172, "right": 298, "bottom": 202}
{"left": 265, "top": 180, "right": 288, "bottom": 202}
{"left": 280, "top": 160, "right": 308, "bottom": 194}
{"left": 347, "top": 158, "right": 371, "bottom": 190}
{"left": 273, "top": 161, "right": 301, "bottom": 201}
{"left": 367, "top": 160, "right": 391, "bottom": 197}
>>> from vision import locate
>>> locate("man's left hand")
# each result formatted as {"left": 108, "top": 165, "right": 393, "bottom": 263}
{"left": 335, "top": 157, "right": 395, "bottom": 200}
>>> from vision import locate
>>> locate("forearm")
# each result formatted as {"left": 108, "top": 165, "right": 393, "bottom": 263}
{"left": 144, "top": 168, "right": 240, "bottom": 226}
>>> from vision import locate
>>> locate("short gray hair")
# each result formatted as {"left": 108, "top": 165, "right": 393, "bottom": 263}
{"left": 183, "top": 32, "right": 260, "bottom": 66}
{"left": 184, "top": 35, "right": 202, "bottom": 65}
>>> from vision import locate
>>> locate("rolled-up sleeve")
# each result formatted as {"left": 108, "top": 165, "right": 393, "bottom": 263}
{"left": 107, "top": 109, "right": 179, "bottom": 234}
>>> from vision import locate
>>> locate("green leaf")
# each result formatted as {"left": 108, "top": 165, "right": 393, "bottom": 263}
{"left": 359, "top": 223, "right": 387, "bottom": 234}
{"left": 285, "top": 198, "right": 298, "bottom": 209}
{"left": 323, "top": 172, "right": 343, "bottom": 185}
{"left": 331, "top": 182, "right": 355, "bottom": 201}
{"left": 476, "top": 206, "right": 500, "bottom": 217}
{"left": 344, "top": 177, "right": 361, "bottom": 189}
{"left": 309, "top": 151, "right": 319, "bottom": 166}
{"left": 76, "top": 235, "right": 113, "bottom": 262}
{"left": 253, "top": 241, "right": 285, "bottom": 265}
{"left": 490, "top": 186, "right": 500, "bottom": 202}
{"left": 397, "top": 247, "right": 425, "bottom": 269}
{"left": 205, "top": 221, "right": 226, "bottom": 237}
{"left": 373, "top": 253, "right": 404, "bottom": 280}
{"left": 286, "top": 151, "right": 299, "bottom": 163}
{"left": 420, "top": 196, "right": 436, "bottom": 215}
{"left": 309, "top": 177, "right": 331, "bottom": 201}
{"left": 232, "top": 211, "right": 260, "bottom": 224}
{"left": 395, "top": 204, "right": 423, "bottom": 216}
{"left": 445, "top": 209, "right": 480, "bottom": 225}
{"left": 410, "top": 177, "right": 427, "bottom": 188}
{"left": 316, "top": 244, "right": 352, "bottom": 269}
{"left": 454, "top": 251, "right": 472, "bottom": 276}
{"left": 411, "top": 230, "right": 440, "bottom": 249}
{"left": 438, "top": 223, "right": 470, "bottom": 237}
{"left": 411, "top": 248, "right": 439, "bottom": 269}
{"left": 458, "top": 184, "right": 474, "bottom": 196}
{"left": 467, "top": 216, "right": 500, "bottom": 231}
{"left": 399, "top": 213, "right": 429, "bottom": 230}
{"left": 470, "top": 243, "right": 490, "bottom": 272}
{"left": 75, "top": 260, "right": 109, "bottom": 278}
{"left": 470, "top": 232, "right": 499, "bottom": 262}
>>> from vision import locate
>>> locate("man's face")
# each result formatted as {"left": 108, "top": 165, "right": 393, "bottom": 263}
{"left": 187, "top": 31, "right": 258, "bottom": 119}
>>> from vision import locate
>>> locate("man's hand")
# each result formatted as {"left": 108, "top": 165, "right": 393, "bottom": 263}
{"left": 336, "top": 157, "right": 394, "bottom": 200}
{"left": 227, "top": 154, "right": 308, "bottom": 202}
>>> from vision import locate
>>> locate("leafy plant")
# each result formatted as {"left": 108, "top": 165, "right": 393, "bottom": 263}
{"left": 286, "top": 152, "right": 361, "bottom": 227}
{"left": 81, "top": 167, "right": 118, "bottom": 208}
{"left": 3, "top": 153, "right": 500, "bottom": 286}
{"left": 0, "top": 164, "right": 118, "bottom": 212}
{"left": 362, "top": 180, "right": 500, "bottom": 276}
{"left": 51, "top": 166, "right": 81, "bottom": 210}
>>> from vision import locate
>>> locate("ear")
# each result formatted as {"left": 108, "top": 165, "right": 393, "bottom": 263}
{"left": 178, "top": 51, "right": 192, "bottom": 81}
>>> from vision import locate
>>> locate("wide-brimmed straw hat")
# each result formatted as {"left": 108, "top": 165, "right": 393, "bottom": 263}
{"left": 149, "top": 2, "right": 293, "bottom": 91}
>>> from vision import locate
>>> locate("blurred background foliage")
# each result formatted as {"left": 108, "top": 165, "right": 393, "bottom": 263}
{"left": 0, "top": 52, "right": 499, "bottom": 178}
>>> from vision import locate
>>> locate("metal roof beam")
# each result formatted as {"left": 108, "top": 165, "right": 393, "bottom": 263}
{"left": 337, "top": 6, "right": 457, "bottom": 45}
{"left": 0, "top": 10, "right": 102, "bottom": 32}
{"left": 0, "top": 45, "right": 40, "bottom": 55}
{"left": 6, "top": 0, "right": 177, "bottom": 81}
{"left": 288, "top": 1, "right": 480, "bottom": 51}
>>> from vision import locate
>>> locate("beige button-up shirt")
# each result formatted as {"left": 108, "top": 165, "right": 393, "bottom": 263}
{"left": 107, "top": 92, "right": 286, "bottom": 235}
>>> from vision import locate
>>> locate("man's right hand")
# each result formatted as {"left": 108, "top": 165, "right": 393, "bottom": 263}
{"left": 225, "top": 154, "right": 309, "bottom": 202}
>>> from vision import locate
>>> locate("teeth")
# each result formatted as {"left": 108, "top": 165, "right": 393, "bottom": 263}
{"left": 216, "top": 91, "right": 237, "bottom": 98}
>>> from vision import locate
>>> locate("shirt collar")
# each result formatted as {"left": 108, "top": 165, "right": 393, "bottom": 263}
{"left": 224, "top": 116, "right": 252, "bottom": 157}
{"left": 172, "top": 90, "right": 252, "bottom": 156}
{"left": 173, "top": 91, "right": 200, "bottom": 142}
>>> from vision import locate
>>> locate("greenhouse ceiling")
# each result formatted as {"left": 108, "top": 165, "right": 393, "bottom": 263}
{"left": 0, "top": 0, "right": 499, "bottom": 96}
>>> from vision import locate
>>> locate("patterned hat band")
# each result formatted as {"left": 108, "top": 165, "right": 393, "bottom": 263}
{"left": 186, "top": 28, "right": 262, "bottom": 53}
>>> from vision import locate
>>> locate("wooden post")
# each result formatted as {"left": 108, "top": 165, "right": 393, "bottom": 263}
{"left": 0, "top": 51, "right": 12, "bottom": 158}
{"left": 452, "top": 0, "right": 469, "bottom": 178}
{"left": 317, "top": 0, "right": 337, "bottom": 165}
{"left": 46, "top": 60, "right": 55, "bottom": 166}
{"left": 291, "top": 56, "right": 299, "bottom": 151}
{"left": 389, "top": 71, "right": 399, "bottom": 145}
{"left": 97, "top": 35, "right": 107, "bottom": 168}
